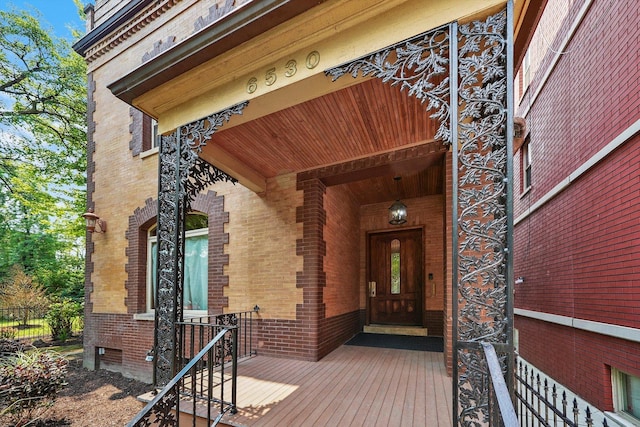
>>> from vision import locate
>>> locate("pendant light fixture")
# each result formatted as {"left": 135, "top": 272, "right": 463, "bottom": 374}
{"left": 388, "top": 176, "right": 407, "bottom": 225}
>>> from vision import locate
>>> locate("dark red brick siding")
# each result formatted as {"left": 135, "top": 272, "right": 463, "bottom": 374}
{"left": 515, "top": 0, "right": 640, "bottom": 209}
{"left": 514, "top": 135, "right": 640, "bottom": 325}
{"left": 318, "top": 310, "right": 361, "bottom": 359}
{"left": 88, "top": 313, "right": 154, "bottom": 382}
{"left": 516, "top": 315, "right": 640, "bottom": 410}
{"left": 426, "top": 310, "right": 444, "bottom": 336}
{"left": 514, "top": 0, "right": 640, "bottom": 408}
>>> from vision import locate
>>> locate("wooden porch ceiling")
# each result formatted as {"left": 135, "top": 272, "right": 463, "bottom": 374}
{"left": 205, "top": 77, "right": 446, "bottom": 203}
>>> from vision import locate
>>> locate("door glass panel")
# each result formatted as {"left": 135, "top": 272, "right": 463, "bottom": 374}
{"left": 391, "top": 239, "right": 400, "bottom": 294}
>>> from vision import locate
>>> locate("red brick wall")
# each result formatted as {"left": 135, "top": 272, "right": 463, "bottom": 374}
{"left": 318, "top": 310, "right": 361, "bottom": 359}
{"left": 513, "top": 0, "right": 640, "bottom": 407}
{"left": 515, "top": 135, "right": 640, "bottom": 324}
{"left": 324, "top": 185, "right": 360, "bottom": 318}
{"left": 87, "top": 313, "right": 154, "bottom": 382}
{"left": 516, "top": 315, "right": 640, "bottom": 410}
{"left": 515, "top": 0, "right": 640, "bottom": 209}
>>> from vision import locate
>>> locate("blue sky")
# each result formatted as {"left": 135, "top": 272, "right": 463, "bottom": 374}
{"left": 0, "top": 0, "right": 84, "bottom": 39}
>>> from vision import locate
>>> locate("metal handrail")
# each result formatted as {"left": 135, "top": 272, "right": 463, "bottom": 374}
{"left": 481, "top": 342, "right": 519, "bottom": 427}
{"left": 127, "top": 326, "right": 238, "bottom": 427}
{"left": 178, "top": 309, "right": 258, "bottom": 363}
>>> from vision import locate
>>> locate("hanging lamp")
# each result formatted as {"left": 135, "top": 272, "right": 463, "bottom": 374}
{"left": 388, "top": 176, "right": 407, "bottom": 225}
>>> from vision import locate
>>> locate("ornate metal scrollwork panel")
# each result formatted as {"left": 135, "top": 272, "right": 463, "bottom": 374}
{"left": 155, "top": 132, "right": 185, "bottom": 388}
{"left": 454, "top": 6, "right": 512, "bottom": 426}
{"left": 325, "top": 25, "right": 452, "bottom": 143}
{"left": 154, "top": 102, "right": 248, "bottom": 387}
{"left": 324, "top": 6, "right": 513, "bottom": 425}
{"left": 129, "top": 384, "right": 179, "bottom": 427}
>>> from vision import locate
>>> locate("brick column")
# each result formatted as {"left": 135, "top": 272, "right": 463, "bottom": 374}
{"left": 296, "top": 177, "right": 327, "bottom": 359}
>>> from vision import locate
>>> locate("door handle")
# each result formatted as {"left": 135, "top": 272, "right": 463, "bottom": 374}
{"left": 368, "top": 281, "right": 376, "bottom": 297}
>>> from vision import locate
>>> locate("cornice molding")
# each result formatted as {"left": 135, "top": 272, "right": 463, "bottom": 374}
{"left": 73, "top": 0, "right": 180, "bottom": 61}
{"left": 108, "top": 0, "right": 324, "bottom": 105}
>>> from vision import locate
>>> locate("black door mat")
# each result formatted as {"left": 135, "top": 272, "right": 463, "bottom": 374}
{"left": 345, "top": 333, "right": 444, "bottom": 352}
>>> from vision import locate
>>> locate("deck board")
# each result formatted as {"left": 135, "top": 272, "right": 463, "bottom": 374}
{"left": 218, "top": 345, "right": 452, "bottom": 426}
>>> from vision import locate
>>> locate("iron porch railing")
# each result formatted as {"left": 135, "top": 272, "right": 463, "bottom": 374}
{"left": 128, "top": 310, "right": 258, "bottom": 426}
{"left": 516, "top": 360, "right": 611, "bottom": 427}
{"left": 177, "top": 309, "right": 258, "bottom": 365}
{"left": 127, "top": 326, "right": 238, "bottom": 427}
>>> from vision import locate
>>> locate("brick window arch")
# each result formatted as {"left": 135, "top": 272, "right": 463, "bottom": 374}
{"left": 125, "top": 191, "right": 230, "bottom": 315}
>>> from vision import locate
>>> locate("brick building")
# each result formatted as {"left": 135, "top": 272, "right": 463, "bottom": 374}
{"left": 73, "top": 0, "right": 543, "bottom": 423}
{"left": 513, "top": 0, "right": 640, "bottom": 424}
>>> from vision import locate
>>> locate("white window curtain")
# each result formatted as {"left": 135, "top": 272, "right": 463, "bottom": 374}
{"left": 183, "top": 234, "right": 208, "bottom": 310}
{"left": 149, "top": 231, "right": 208, "bottom": 311}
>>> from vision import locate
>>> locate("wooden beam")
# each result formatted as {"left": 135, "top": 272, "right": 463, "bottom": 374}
{"left": 199, "top": 145, "right": 267, "bottom": 194}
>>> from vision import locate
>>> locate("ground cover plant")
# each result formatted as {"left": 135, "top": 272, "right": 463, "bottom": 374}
{"left": 0, "top": 342, "right": 68, "bottom": 426}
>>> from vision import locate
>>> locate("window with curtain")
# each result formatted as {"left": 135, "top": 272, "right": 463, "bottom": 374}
{"left": 147, "top": 213, "right": 208, "bottom": 312}
{"left": 613, "top": 368, "right": 640, "bottom": 422}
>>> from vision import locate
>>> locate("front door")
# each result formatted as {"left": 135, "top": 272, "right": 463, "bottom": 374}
{"left": 368, "top": 229, "right": 423, "bottom": 325}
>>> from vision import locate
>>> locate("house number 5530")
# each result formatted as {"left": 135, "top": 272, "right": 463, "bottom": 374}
{"left": 246, "top": 51, "right": 320, "bottom": 94}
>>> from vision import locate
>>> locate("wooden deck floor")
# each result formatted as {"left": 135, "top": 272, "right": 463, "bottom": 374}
{"left": 218, "top": 345, "right": 452, "bottom": 426}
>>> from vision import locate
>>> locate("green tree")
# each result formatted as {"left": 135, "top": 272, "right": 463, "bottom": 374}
{"left": 0, "top": 7, "right": 86, "bottom": 300}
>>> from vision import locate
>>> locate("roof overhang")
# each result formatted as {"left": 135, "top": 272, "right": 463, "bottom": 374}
{"left": 77, "top": 0, "right": 547, "bottom": 197}
{"left": 105, "top": 0, "right": 327, "bottom": 106}
{"left": 100, "top": 0, "right": 546, "bottom": 111}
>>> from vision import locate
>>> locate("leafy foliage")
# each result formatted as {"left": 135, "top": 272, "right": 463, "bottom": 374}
{"left": 45, "top": 300, "right": 82, "bottom": 342}
{"left": 0, "top": 328, "right": 17, "bottom": 341}
{"left": 0, "top": 8, "right": 86, "bottom": 301}
{"left": 0, "top": 339, "right": 25, "bottom": 358}
{"left": 0, "top": 350, "right": 68, "bottom": 427}
{"left": 0, "top": 266, "right": 49, "bottom": 326}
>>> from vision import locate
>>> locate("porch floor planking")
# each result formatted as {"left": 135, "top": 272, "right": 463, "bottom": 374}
{"left": 320, "top": 344, "right": 391, "bottom": 426}
{"left": 257, "top": 347, "right": 358, "bottom": 427}
{"left": 217, "top": 344, "right": 452, "bottom": 426}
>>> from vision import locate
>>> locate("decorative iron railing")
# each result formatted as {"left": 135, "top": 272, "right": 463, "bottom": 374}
{"left": 127, "top": 326, "right": 238, "bottom": 427}
{"left": 516, "top": 360, "right": 611, "bottom": 427}
{"left": 177, "top": 309, "right": 258, "bottom": 366}
{"left": 483, "top": 343, "right": 613, "bottom": 427}
{"left": 128, "top": 311, "right": 258, "bottom": 426}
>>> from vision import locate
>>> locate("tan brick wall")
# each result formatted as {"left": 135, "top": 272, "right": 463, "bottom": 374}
{"left": 218, "top": 174, "right": 303, "bottom": 320}
{"left": 359, "top": 195, "right": 445, "bottom": 314}
{"left": 89, "top": 65, "right": 158, "bottom": 314}
{"left": 324, "top": 185, "right": 360, "bottom": 318}
{"left": 87, "top": 0, "right": 218, "bottom": 73}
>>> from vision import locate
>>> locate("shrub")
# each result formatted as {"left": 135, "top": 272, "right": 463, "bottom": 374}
{"left": 0, "top": 350, "right": 68, "bottom": 426}
{"left": 0, "top": 339, "right": 24, "bottom": 359}
{"left": 45, "top": 300, "right": 82, "bottom": 342}
{"left": 0, "top": 267, "right": 49, "bottom": 327}
{"left": 0, "top": 328, "right": 17, "bottom": 340}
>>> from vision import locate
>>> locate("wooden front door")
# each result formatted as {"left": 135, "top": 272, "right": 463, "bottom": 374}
{"left": 368, "top": 229, "right": 423, "bottom": 325}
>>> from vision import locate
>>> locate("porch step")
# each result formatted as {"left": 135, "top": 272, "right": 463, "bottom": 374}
{"left": 363, "top": 324, "right": 428, "bottom": 336}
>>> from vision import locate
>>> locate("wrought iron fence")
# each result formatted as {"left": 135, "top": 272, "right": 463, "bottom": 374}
{"left": 516, "top": 360, "right": 611, "bottom": 427}
{"left": 0, "top": 306, "right": 83, "bottom": 343}
{"left": 483, "top": 344, "right": 614, "bottom": 427}
{"left": 178, "top": 309, "right": 258, "bottom": 365}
